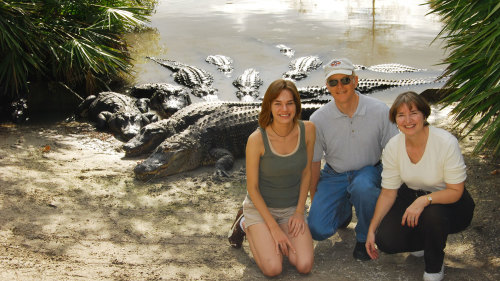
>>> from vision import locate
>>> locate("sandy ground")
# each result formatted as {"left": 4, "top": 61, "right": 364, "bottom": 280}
{"left": 0, "top": 106, "right": 499, "bottom": 281}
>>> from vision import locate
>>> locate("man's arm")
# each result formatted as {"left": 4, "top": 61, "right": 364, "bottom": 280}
{"left": 309, "top": 161, "right": 321, "bottom": 202}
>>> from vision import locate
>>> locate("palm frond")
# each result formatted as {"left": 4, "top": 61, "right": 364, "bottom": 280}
{"left": 428, "top": 0, "right": 500, "bottom": 155}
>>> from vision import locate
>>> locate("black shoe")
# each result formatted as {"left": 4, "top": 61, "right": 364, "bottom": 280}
{"left": 228, "top": 207, "right": 245, "bottom": 248}
{"left": 338, "top": 214, "right": 352, "bottom": 229}
{"left": 353, "top": 241, "right": 371, "bottom": 261}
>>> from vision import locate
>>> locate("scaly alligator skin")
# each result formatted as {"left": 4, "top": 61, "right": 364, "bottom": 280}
{"left": 134, "top": 106, "right": 260, "bottom": 179}
{"left": 232, "top": 68, "right": 264, "bottom": 102}
{"left": 356, "top": 78, "right": 437, "bottom": 93}
{"left": 276, "top": 44, "right": 295, "bottom": 58}
{"left": 298, "top": 77, "right": 439, "bottom": 97}
{"left": 132, "top": 100, "right": 328, "bottom": 179}
{"left": 206, "top": 55, "right": 234, "bottom": 76}
{"left": 130, "top": 83, "right": 192, "bottom": 118}
{"left": 77, "top": 91, "right": 158, "bottom": 141}
{"left": 123, "top": 101, "right": 261, "bottom": 156}
{"left": 298, "top": 86, "right": 329, "bottom": 99}
{"left": 355, "top": 63, "right": 425, "bottom": 73}
{"left": 283, "top": 56, "right": 323, "bottom": 81}
{"left": 147, "top": 57, "right": 218, "bottom": 101}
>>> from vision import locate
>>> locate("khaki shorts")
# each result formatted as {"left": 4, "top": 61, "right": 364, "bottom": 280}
{"left": 242, "top": 196, "right": 307, "bottom": 230}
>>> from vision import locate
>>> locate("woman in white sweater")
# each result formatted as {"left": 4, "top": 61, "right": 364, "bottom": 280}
{"left": 365, "top": 91, "right": 474, "bottom": 281}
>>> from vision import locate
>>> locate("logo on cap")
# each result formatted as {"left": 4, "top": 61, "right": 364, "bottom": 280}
{"left": 331, "top": 60, "right": 341, "bottom": 67}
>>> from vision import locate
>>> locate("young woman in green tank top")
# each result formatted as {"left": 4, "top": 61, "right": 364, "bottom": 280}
{"left": 228, "top": 79, "right": 316, "bottom": 277}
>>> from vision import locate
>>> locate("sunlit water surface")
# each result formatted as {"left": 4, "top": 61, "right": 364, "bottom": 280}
{"left": 125, "top": 0, "right": 448, "bottom": 105}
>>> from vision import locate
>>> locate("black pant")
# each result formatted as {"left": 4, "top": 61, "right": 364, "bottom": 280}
{"left": 375, "top": 184, "right": 475, "bottom": 273}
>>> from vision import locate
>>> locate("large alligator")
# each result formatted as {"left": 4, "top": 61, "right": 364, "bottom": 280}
{"left": 356, "top": 63, "right": 425, "bottom": 73}
{"left": 123, "top": 100, "right": 261, "bottom": 156}
{"left": 147, "top": 57, "right": 218, "bottom": 101}
{"left": 77, "top": 91, "right": 158, "bottom": 141}
{"left": 283, "top": 55, "right": 323, "bottom": 81}
{"left": 205, "top": 55, "right": 234, "bottom": 76}
{"left": 232, "top": 68, "right": 264, "bottom": 102}
{"left": 132, "top": 100, "right": 328, "bottom": 180}
{"left": 129, "top": 83, "right": 192, "bottom": 118}
{"left": 298, "top": 77, "right": 440, "bottom": 98}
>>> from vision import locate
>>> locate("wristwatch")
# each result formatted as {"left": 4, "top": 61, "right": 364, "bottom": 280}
{"left": 427, "top": 195, "right": 433, "bottom": 205}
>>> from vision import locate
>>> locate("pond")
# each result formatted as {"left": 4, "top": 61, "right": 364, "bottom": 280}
{"left": 125, "top": 0, "right": 449, "bottom": 104}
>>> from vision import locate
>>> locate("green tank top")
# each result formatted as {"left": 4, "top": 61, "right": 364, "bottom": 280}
{"left": 257, "top": 120, "right": 307, "bottom": 208}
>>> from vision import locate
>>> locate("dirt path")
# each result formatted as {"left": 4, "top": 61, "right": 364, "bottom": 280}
{"left": 0, "top": 111, "right": 498, "bottom": 280}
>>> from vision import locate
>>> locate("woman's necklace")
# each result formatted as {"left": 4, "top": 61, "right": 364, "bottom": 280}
{"left": 271, "top": 123, "right": 294, "bottom": 138}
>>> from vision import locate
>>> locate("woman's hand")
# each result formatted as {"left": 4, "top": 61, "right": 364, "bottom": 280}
{"left": 402, "top": 196, "right": 428, "bottom": 227}
{"left": 288, "top": 211, "right": 306, "bottom": 237}
{"left": 269, "top": 224, "right": 296, "bottom": 256}
{"left": 365, "top": 230, "right": 379, "bottom": 260}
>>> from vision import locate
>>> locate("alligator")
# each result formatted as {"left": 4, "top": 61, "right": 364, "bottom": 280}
{"left": 147, "top": 57, "right": 218, "bottom": 101}
{"left": 77, "top": 91, "right": 158, "bottom": 141}
{"left": 356, "top": 78, "right": 439, "bottom": 93}
{"left": 232, "top": 68, "right": 264, "bottom": 102}
{"left": 298, "top": 86, "right": 329, "bottom": 99}
{"left": 130, "top": 83, "right": 192, "bottom": 118}
{"left": 283, "top": 55, "right": 323, "bottom": 81}
{"left": 123, "top": 100, "right": 261, "bottom": 156}
{"left": 132, "top": 100, "right": 328, "bottom": 180}
{"left": 205, "top": 55, "right": 234, "bottom": 76}
{"left": 276, "top": 44, "right": 295, "bottom": 58}
{"left": 298, "top": 77, "right": 440, "bottom": 97}
{"left": 355, "top": 63, "right": 425, "bottom": 73}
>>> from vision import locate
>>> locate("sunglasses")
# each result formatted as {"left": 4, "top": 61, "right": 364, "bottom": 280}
{"left": 327, "top": 76, "right": 352, "bottom": 87}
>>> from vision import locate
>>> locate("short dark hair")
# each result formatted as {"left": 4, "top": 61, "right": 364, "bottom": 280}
{"left": 259, "top": 79, "right": 301, "bottom": 128}
{"left": 389, "top": 91, "right": 431, "bottom": 126}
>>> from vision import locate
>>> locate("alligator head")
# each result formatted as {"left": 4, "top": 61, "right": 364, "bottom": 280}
{"left": 282, "top": 70, "right": 308, "bottom": 81}
{"left": 134, "top": 133, "right": 202, "bottom": 180}
{"left": 105, "top": 111, "right": 149, "bottom": 141}
{"left": 192, "top": 85, "right": 219, "bottom": 101}
{"left": 151, "top": 87, "right": 192, "bottom": 118}
{"left": 235, "top": 87, "right": 260, "bottom": 102}
{"left": 123, "top": 119, "right": 177, "bottom": 157}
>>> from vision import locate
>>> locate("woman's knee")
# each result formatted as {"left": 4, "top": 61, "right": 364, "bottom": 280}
{"left": 295, "top": 257, "right": 313, "bottom": 274}
{"left": 375, "top": 228, "right": 400, "bottom": 254}
{"left": 375, "top": 236, "right": 392, "bottom": 253}
{"left": 260, "top": 261, "right": 282, "bottom": 277}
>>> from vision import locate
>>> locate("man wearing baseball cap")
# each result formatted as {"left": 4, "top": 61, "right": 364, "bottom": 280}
{"left": 307, "top": 58, "right": 398, "bottom": 261}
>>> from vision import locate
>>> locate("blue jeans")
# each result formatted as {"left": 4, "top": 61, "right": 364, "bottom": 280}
{"left": 307, "top": 163, "right": 382, "bottom": 242}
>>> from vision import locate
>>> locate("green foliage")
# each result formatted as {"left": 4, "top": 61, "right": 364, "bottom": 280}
{"left": 0, "top": 0, "right": 156, "bottom": 99}
{"left": 427, "top": 0, "right": 500, "bottom": 155}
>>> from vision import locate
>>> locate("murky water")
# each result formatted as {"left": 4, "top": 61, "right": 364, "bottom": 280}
{"left": 125, "top": 0, "right": 448, "bottom": 104}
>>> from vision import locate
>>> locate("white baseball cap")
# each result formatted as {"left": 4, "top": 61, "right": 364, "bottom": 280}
{"left": 324, "top": 58, "right": 354, "bottom": 81}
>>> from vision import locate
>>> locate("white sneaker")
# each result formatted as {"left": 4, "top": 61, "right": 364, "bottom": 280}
{"left": 410, "top": 250, "right": 424, "bottom": 257}
{"left": 423, "top": 264, "right": 444, "bottom": 281}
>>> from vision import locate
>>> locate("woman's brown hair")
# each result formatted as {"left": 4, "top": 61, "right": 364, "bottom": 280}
{"left": 389, "top": 91, "right": 431, "bottom": 126}
{"left": 258, "top": 79, "right": 302, "bottom": 128}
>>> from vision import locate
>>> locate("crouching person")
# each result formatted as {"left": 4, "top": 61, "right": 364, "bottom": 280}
{"left": 365, "top": 91, "right": 475, "bottom": 281}
{"left": 228, "top": 79, "right": 315, "bottom": 276}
